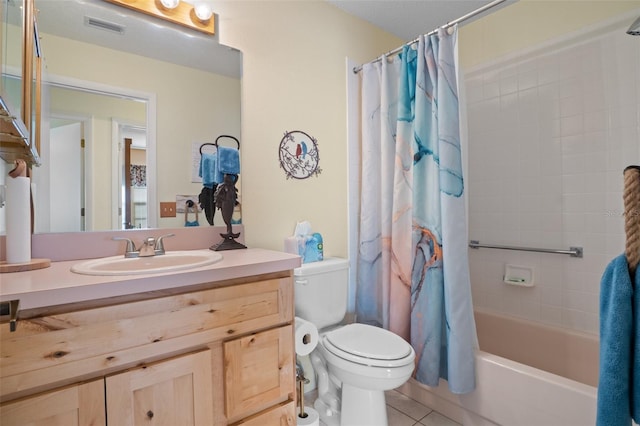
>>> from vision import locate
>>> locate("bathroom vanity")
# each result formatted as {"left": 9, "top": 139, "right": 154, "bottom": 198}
{"left": 0, "top": 246, "right": 300, "bottom": 425}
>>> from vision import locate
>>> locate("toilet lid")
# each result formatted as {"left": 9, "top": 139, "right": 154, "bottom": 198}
{"left": 323, "top": 323, "right": 414, "bottom": 368}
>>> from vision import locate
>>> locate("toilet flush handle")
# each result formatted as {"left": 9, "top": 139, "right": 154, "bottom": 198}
{"left": 295, "top": 279, "right": 309, "bottom": 286}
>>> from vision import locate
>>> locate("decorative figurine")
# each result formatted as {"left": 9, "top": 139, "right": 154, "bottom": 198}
{"left": 210, "top": 174, "right": 246, "bottom": 251}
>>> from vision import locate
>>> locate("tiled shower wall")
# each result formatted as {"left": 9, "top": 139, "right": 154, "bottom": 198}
{"left": 465, "top": 20, "right": 639, "bottom": 335}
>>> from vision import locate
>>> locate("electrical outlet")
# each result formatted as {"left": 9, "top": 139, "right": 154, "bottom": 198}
{"left": 160, "top": 202, "right": 176, "bottom": 217}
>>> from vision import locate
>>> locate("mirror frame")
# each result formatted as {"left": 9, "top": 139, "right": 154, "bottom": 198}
{"left": 0, "top": 0, "right": 41, "bottom": 167}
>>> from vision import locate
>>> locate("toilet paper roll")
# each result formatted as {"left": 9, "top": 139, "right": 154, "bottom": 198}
{"left": 6, "top": 176, "right": 31, "bottom": 264}
{"left": 295, "top": 316, "right": 319, "bottom": 356}
{"left": 296, "top": 407, "right": 319, "bottom": 426}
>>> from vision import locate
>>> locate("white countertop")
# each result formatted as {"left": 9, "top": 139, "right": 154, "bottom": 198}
{"left": 0, "top": 248, "right": 301, "bottom": 310}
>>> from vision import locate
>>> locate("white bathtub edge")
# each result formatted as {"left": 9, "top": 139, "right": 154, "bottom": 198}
{"left": 397, "top": 350, "right": 597, "bottom": 426}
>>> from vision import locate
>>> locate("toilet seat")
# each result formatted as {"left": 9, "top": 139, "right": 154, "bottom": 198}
{"left": 322, "top": 323, "right": 414, "bottom": 368}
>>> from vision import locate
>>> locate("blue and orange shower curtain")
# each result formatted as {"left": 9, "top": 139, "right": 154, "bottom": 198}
{"left": 356, "top": 27, "right": 478, "bottom": 394}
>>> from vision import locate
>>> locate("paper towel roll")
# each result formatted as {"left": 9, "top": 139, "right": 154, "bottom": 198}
{"left": 295, "top": 317, "right": 319, "bottom": 356}
{"left": 6, "top": 176, "right": 31, "bottom": 264}
{"left": 296, "top": 407, "right": 320, "bottom": 426}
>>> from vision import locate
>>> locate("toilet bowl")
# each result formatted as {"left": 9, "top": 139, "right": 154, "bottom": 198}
{"left": 294, "top": 258, "right": 415, "bottom": 426}
{"left": 312, "top": 323, "right": 415, "bottom": 426}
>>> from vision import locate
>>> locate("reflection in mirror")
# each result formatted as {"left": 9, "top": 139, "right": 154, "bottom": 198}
{"left": 120, "top": 125, "right": 147, "bottom": 230}
{"left": 33, "top": 81, "right": 148, "bottom": 233}
{"left": 1, "top": 0, "right": 241, "bottom": 234}
{"left": 1, "top": 0, "right": 23, "bottom": 121}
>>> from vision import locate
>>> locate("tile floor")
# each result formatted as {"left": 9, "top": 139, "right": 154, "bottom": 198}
{"left": 305, "top": 388, "right": 461, "bottom": 426}
{"left": 384, "top": 390, "right": 461, "bottom": 426}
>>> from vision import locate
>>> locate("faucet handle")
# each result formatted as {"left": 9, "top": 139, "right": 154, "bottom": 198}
{"left": 154, "top": 233, "right": 175, "bottom": 254}
{"left": 112, "top": 237, "right": 137, "bottom": 257}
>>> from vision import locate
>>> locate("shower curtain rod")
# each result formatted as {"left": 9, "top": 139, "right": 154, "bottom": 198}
{"left": 353, "top": 0, "right": 508, "bottom": 74}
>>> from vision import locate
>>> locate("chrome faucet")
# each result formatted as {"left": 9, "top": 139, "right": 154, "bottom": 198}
{"left": 138, "top": 237, "right": 156, "bottom": 257}
{"left": 113, "top": 233, "right": 175, "bottom": 258}
{"left": 113, "top": 237, "right": 138, "bottom": 258}
{"left": 154, "top": 233, "right": 175, "bottom": 255}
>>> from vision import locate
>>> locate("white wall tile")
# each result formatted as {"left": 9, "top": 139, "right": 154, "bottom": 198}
{"left": 465, "top": 25, "right": 637, "bottom": 336}
{"left": 540, "top": 286, "right": 562, "bottom": 306}
{"left": 560, "top": 95, "right": 584, "bottom": 118}
{"left": 539, "top": 305, "right": 562, "bottom": 327}
{"left": 500, "top": 75, "right": 518, "bottom": 95}
{"left": 518, "top": 69, "right": 538, "bottom": 91}
{"left": 560, "top": 114, "right": 583, "bottom": 136}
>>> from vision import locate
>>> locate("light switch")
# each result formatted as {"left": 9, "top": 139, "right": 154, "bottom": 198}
{"left": 160, "top": 202, "right": 176, "bottom": 217}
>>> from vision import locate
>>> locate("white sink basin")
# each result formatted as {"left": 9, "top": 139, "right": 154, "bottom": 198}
{"left": 71, "top": 250, "right": 223, "bottom": 276}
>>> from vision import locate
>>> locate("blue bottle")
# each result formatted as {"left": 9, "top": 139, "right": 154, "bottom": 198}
{"left": 303, "top": 233, "right": 323, "bottom": 263}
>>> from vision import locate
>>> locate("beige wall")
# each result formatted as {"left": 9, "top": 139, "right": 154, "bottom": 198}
{"left": 215, "top": 1, "right": 402, "bottom": 256}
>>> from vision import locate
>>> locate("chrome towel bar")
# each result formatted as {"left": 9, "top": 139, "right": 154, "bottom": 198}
{"left": 469, "top": 240, "right": 583, "bottom": 258}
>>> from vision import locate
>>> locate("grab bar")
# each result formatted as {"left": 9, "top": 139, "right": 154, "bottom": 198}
{"left": 469, "top": 240, "right": 583, "bottom": 258}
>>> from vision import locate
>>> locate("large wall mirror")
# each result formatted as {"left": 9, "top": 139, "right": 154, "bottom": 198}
{"left": 0, "top": 0, "right": 241, "bottom": 234}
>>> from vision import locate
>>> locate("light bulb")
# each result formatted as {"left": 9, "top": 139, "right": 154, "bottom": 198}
{"left": 159, "top": 0, "right": 179, "bottom": 9}
{"left": 193, "top": 2, "right": 213, "bottom": 21}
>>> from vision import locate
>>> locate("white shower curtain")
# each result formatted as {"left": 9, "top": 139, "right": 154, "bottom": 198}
{"left": 355, "top": 27, "right": 477, "bottom": 394}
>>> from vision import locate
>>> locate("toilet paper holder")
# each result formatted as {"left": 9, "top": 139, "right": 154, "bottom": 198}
{"left": 296, "top": 361, "right": 310, "bottom": 419}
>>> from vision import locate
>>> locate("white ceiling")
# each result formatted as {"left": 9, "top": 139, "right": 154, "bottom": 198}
{"left": 26, "top": 0, "right": 507, "bottom": 78}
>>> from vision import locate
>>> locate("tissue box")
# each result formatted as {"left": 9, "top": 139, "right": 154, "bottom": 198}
{"left": 284, "top": 232, "right": 323, "bottom": 263}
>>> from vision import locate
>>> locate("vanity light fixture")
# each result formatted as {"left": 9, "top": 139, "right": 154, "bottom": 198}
{"left": 103, "top": 0, "right": 214, "bottom": 35}
{"left": 159, "top": 0, "right": 179, "bottom": 9}
{"left": 193, "top": 2, "right": 213, "bottom": 22}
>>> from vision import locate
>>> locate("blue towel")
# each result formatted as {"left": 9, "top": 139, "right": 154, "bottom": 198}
{"left": 199, "top": 152, "right": 222, "bottom": 188}
{"left": 217, "top": 146, "right": 240, "bottom": 175}
{"left": 596, "top": 254, "right": 638, "bottom": 426}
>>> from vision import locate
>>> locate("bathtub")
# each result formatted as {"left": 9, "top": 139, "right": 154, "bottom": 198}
{"left": 397, "top": 309, "right": 599, "bottom": 426}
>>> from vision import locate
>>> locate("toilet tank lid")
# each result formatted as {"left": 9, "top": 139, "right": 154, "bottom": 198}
{"left": 294, "top": 257, "right": 349, "bottom": 276}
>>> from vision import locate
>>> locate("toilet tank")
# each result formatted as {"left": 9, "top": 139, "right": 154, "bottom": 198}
{"left": 294, "top": 257, "right": 349, "bottom": 330}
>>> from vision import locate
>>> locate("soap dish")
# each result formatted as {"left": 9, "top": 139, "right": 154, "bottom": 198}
{"left": 503, "top": 264, "right": 534, "bottom": 287}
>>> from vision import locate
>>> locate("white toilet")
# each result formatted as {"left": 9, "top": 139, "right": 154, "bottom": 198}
{"left": 294, "top": 258, "right": 415, "bottom": 426}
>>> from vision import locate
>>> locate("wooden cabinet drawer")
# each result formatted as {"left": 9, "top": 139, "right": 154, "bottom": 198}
{"left": 224, "top": 325, "right": 295, "bottom": 422}
{"left": 0, "top": 379, "right": 106, "bottom": 426}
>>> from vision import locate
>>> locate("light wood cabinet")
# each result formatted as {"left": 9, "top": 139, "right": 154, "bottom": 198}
{"left": 106, "top": 350, "right": 214, "bottom": 425}
{"left": 224, "top": 326, "right": 294, "bottom": 422}
{"left": 0, "top": 379, "right": 106, "bottom": 426}
{"left": 234, "top": 400, "right": 296, "bottom": 426}
{"left": 0, "top": 272, "right": 296, "bottom": 425}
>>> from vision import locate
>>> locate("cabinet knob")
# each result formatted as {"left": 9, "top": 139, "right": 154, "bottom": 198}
{"left": 146, "top": 410, "right": 154, "bottom": 419}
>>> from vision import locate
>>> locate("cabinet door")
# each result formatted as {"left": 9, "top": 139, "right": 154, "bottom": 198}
{"left": 106, "top": 350, "right": 213, "bottom": 426}
{"left": 224, "top": 325, "right": 294, "bottom": 421}
{"left": 0, "top": 379, "right": 105, "bottom": 426}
